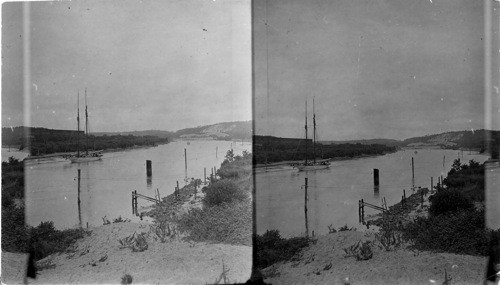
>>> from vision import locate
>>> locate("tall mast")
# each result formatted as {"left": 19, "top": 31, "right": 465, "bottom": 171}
{"left": 313, "top": 97, "right": 316, "bottom": 163}
{"left": 305, "top": 100, "right": 308, "bottom": 164}
{"left": 77, "top": 90, "right": 80, "bottom": 157}
{"left": 85, "top": 88, "right": 89, "bottom": 155}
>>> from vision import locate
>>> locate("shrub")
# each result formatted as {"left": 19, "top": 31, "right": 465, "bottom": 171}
{"left": 29, "top": 221, "right": 87, "bottom": 260}
{"left": 176, "top": 202, "right": 251, "bottom": 245}
{"left": 402, "top": 209, "right": 491, "bottom": 255}
{"left": 429, "top": 189, "right": 474, "bottom": 216}
{"left": 203, "top": 180, "right": 247, "bottom": 208}
{"left": 255, "top": 230, "right": 311, "bottom": 269}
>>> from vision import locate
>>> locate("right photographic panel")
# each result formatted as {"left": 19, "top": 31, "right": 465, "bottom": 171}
{"left": 252, "top": 0, "right": 500, "bottom": 284}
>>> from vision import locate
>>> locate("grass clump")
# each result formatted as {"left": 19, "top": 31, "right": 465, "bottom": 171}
{"left": 120, "top": 273, "right": 133, "bottom": 284}
{"left": 255, "top": 230, "right": 311, "bottom": 269}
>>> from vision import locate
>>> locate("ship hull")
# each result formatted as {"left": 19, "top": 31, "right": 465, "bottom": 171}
{"left": 296, "top": 163, "right": 330, "bottom": 171}
{"left": 69, "top": 155, "right": 102, "bottom": 163}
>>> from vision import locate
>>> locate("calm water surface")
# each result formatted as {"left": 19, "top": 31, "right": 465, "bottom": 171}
{"left": 256, "top": 149, "right": 489, "bottom": 237}
{"left": 26, "top": 140, "right": 251, "bottom": 229}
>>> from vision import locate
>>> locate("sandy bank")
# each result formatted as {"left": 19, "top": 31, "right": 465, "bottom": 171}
{"left": 32, "top": 222, "right": 252, "bottom": 284}
{"left": 262, "top": 231, "right": 488, "bottom": 285}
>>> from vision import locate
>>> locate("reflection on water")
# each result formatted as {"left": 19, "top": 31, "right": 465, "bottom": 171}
{"left": 256, "top": 149, "right": 489, "bottom": 237}
{"left": 26, "top": 141, "right": 251, "bottom": 229}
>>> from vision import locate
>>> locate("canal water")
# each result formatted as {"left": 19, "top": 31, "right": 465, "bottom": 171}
{"left": 25, "top": 140, "right": 251, "bottom": 229}
{"left": 255, "top": 149, "right": 490, "bottom": 237}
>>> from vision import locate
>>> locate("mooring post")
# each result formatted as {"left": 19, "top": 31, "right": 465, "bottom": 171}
{"left": 384, "top": 197, "right": 387, "bottom": 210}
{"left": 216, "top": 146, "right": 218, "bottom": 158}
{"left": 194, "top": 180, "right": 197, "bottom": 200}
{"left": 421, "top": 188, "right": 424, "bottom": 208}
{"left": 134, "top": 190, "right": 138, "bottom": 216}
{"left": 441, "top": 175, "right": 443, "bottom": 187}
{"left": 411, "top": 157, "right": 415, "bottom": 189}
{"left": 176, "top": 181, "right": 179, "bottom": 199}
{"left": 132, "top": 191, "right": 134, "bottom": 215}
{"left": 361, "top": 199, "right": 365, "bottom": 224}
{"left": 184, "top": 148, "right": 188, "bottom": 179}
{"left": 358, "top": 200, "right": 361, "bottom": 223}
{"left": 403, "top": 189, "right": 406, "bottom": 200}
{"left": 146, "top": 160, "right": 152, "bottom": 177}
{"left": 204, "top": 168, "right": 207, "bottom": 184}
{"left": 401, "top": 195, "right": 404, "bottom": 210}
{"left": 431, "top": 176, "right": 434, "bottom": 192}
{"left": 77, "top": 169, "right": 81, "bottom": 228}
{"left": 304, "top": 177, "right": 309, "bottom": 238}
{"left": 373, "top": 168, "right": 379, "bottom": 187}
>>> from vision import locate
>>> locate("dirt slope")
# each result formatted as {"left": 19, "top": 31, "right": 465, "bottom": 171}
{"left": 32, "top": 222, "right": 252, "bottom": 284}
{"left": 262, "top": 231, "right": 488, "bottom": 285}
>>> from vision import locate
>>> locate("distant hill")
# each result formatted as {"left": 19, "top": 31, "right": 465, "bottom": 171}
{"left": 321, "top": 130, "right": 499, "bottom": 154}
{"left": 401, "top": 130, "right": 500, "bottom": 152}
{"left": 322, "top": 138, "right": 401, "bottom": 147}
{"left": 93, "top": 121, "right": 252, "bottom": 141}
{"left": 93, "top": 130, "right": 173, "bottom": 139}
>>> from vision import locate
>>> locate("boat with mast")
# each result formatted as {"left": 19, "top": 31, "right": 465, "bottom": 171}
{"left": 68, "top": 88, "right": 102, "bottom": 163}
{"left": 296, "top": 97, "right": 330, "bottom": 171}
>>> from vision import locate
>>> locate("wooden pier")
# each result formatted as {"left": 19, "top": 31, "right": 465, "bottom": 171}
{"left": 131, "top": 190, "right": 160, "bottom": 216}
{"left": 358, "top": 199, "right": 388, "bottom": 224}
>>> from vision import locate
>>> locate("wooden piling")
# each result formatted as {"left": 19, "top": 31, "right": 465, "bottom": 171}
{"left": 146, "top": 160, "right": 152, "bottom": 177}
{"left": 358, "top": 200, "right": 361, "bottom": 223}
{"left": 431, "top": 176, "right": 434, "bottom": 192}
{"left": 176, "top": 181, "right": 179, "bottom": 199}
{"left": 184, "top": 148, "right": 187, "bottom": 179}
{"left": 77, "top": 169, "right": 81, "bottom": 228}
{"left": 216, "top": 146, "right": 218, "bottom": 158}
{"left": 411, "top": 157, "right": 415, "bottom": 189}
{"left": 373, "top": 169, "right": 379, "bottom": 186}
{"left": 132, "top": 191, "right": 135, "bottom": 215}
{"left": 384, "top": 197, "right": 387, "bottom": 210}
{"left": 304, "top": 177, "right": 309, "bottom": 237}
{"left": 204, "top": 168, "right": 207, "bottom": 184}
{"left": 421, "top": 188, "right": 424, "bottom": 208}
{"left": 362, "top": 200, "right": 365, "bottom": 222}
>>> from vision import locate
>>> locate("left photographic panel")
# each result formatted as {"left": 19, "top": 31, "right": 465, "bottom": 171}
{"left": 1, "top": 1, "right": 253, "bottom": 283}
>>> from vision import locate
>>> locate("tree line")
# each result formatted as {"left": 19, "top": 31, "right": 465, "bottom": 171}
{"left": 253, "top": 135, "right": 396, "bottom": 164}
{"left": 2, "top": 127, "right": 168, "bottom": 156}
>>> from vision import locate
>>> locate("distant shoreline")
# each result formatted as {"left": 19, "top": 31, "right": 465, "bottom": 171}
{"left": 18, "top": 143, "right": 166, "bottom": 161}
{"left": 254, "top": 150, "right": 396, "bottom": 169}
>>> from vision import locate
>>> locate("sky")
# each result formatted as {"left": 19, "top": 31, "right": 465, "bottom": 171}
{"left": 253, "top": 0, "right": 490, "bottom": 141}
{"left": 1, "top": 0, "right": 251, "bottom": 133}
